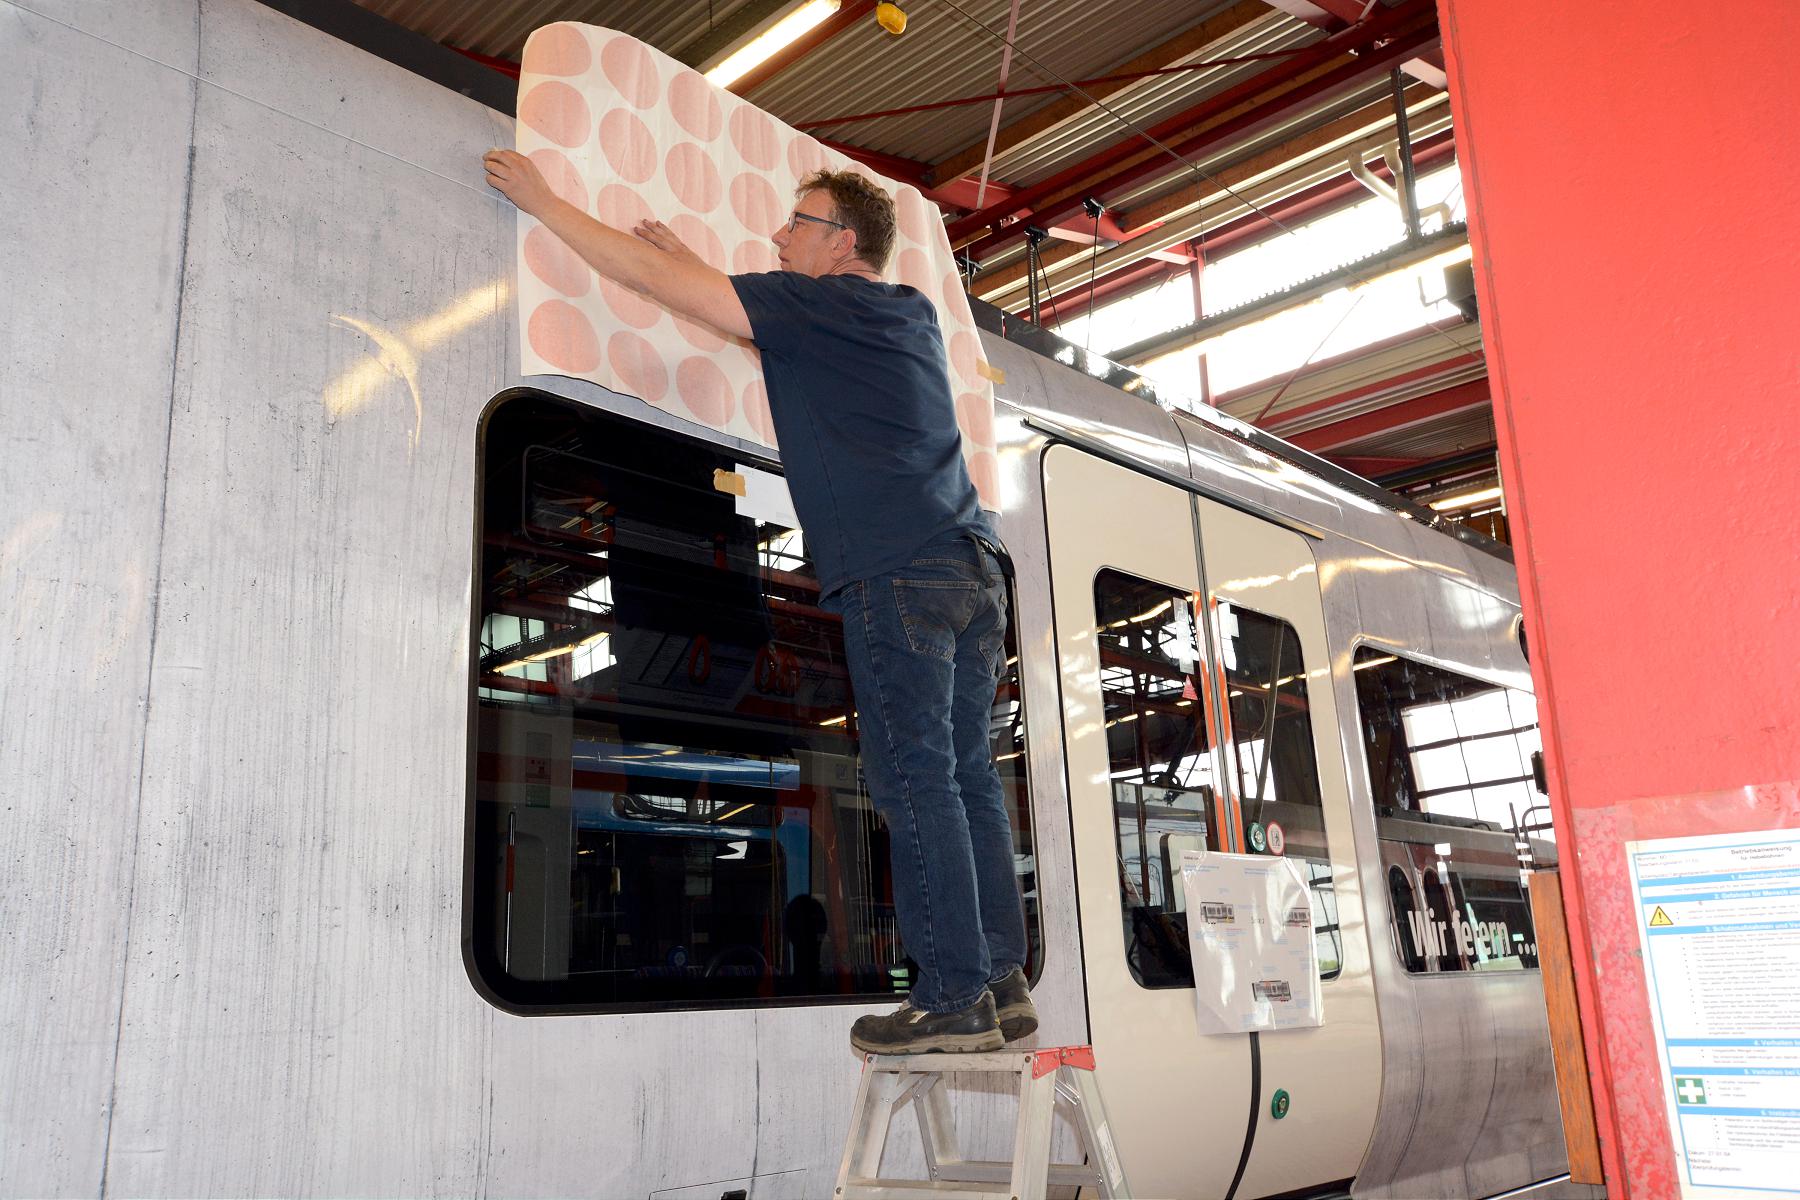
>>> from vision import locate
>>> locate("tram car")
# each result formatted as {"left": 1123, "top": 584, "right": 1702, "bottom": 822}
{"left": 2, "top": 3, "right": 1591, "bottom": 1197}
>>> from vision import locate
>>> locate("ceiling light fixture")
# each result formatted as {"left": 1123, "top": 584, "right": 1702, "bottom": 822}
{"left": 1429, "top": 484, "right": 1505, "bottom": 512}
{"left": 705, "top": 0, "right": 840, "bottom": 89}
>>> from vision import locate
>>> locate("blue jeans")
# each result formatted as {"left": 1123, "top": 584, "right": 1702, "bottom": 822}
{"left": 824, "top": 532, "right": 1028, "bottom": 1013}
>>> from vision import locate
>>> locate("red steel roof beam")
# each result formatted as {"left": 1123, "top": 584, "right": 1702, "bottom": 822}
{"left": 1282, "top": 377, "right": 1491, "bottom": 451}
{"left": 998, "top": 130, "right": 1455, "bottom": 315}
{"left": 942, "top": 0, "right": 1434, "bottom": 250}
{"left": 954, "top": 20, "right": 1439, "bottom": 261}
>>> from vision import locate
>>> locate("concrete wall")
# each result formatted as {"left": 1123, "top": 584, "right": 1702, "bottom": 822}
{"left": 1438, "top": 1, "right": 1800, "bottom": 1195}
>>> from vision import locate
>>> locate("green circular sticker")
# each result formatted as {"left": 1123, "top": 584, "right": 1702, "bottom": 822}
{"left": 1271, "top": 1089, "right": 1290, "bottom": 1120}
{"left": 1247, "top": 822, "right": 1267, "bottom": 853}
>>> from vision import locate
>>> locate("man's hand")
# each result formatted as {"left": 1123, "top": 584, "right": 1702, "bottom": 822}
{"left": 634, "top": 219, "right": 706, "bottom": 270}
{"left": 484, "top": 149, "right": 555, "bottom": 218}
{"left": 482, "top": 149, "right": 753, "bottom": 341}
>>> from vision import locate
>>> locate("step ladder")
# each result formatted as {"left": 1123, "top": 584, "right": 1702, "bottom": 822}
{"left": 833, "top": 1046, "right": 1131, "bottom": 1200}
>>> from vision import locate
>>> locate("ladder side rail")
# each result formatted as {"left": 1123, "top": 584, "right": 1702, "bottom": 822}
{"left": 838, "top": 1068, "right": 912, "bottom": 1190}
{"left": 1067, "top": 1067, "right": 1131, "bottom": 1199}
{"left": 1006, "top": 1065, "right": 1058, "bottom": 1200}
{"left": 915, "top": 1074, "right": 962, "bottom": 1182}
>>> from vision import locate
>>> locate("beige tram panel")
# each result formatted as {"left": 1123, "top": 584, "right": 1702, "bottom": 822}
{"left": 1044, "top": 444, "right": 1382, "bottom": 1198}
{"left": 1193, "top": 494, "right": 1384, "bottom": 1200}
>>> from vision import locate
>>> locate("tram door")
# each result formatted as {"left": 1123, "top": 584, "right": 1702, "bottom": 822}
{"left": 1043, "top": 445, "right": 1380, "bottom": 1199}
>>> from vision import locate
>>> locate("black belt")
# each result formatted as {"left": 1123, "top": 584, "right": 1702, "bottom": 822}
{"left": 963, "top": 530, "right": 1014, "bottom": 578}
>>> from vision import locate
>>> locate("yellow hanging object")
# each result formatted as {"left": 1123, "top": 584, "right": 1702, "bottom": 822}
{"left": 875, "top": 2, "right": 907, "bottom": 35}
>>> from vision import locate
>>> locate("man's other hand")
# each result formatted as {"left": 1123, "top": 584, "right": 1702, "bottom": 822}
{"left": 484, "top": 149, "right": 554, "bottom": 217}
{"left": 633, "top": 220, "right": 705, "bottom": 269}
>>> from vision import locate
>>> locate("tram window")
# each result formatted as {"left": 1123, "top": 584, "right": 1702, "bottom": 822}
{"left": 1094, "top": 570, "right": 1218, "bottom": 989}
{"left": 1219, "top": 602, "right": 1341, "bottom": 980}
{"left": 466, "top": 394, "right": 1040, "bottom": 1012}
{"left": 1353, "top": 647, "right": 1554, "bottom": 974}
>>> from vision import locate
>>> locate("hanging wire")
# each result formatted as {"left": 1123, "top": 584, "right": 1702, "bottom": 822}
{"left": 921, "top": 0, "right": 1480, "bottom": 374}
{"left": 1249, "top": 290, "right": 1370, "bottom": 426}
{"left": 1084, "top": 203, "right": 1103, "bottom": 351}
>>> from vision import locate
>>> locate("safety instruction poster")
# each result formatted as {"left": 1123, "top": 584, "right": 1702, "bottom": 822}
{"left": 1628, "top": 829, "right": 1800, "bottom": 1198}
{"left": 1180, "top": 850, "right": 1322, "bottom": 1035}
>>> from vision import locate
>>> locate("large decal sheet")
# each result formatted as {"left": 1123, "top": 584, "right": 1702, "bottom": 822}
{"left": 513, "top": 23, "right": 1000, "bottom": 507}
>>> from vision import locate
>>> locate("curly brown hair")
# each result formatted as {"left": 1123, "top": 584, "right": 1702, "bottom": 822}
{"left": 797, "top": 169, "right": 897, "bottom": 273}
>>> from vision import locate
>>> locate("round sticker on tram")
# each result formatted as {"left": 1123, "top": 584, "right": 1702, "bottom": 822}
{"left": 1247, "top": 822, "right": 1267, "bottom": 853}
{"left": 1271, "top": 1088, "right": 1291, "bottom": 1120}
{"left": 1266, "top": 821, "right": 1286, "bottom": 856}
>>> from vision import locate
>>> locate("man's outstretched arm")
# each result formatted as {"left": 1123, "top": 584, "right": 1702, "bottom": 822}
{"left": 484, "top": 149, "right": 753, "bottom": 341}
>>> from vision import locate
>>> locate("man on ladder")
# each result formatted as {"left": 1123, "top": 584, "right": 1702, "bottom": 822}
{"left": 484, "top": 150, "right": 1036, "bottom": 1054}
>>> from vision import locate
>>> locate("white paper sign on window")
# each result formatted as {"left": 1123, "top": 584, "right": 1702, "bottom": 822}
{"left": 1180, "top": 849, "right": 1323, "bottom": 1035}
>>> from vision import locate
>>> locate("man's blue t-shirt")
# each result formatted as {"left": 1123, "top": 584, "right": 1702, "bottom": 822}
{"left": 729, "top": 271, "right": 1000, "bottom": 596}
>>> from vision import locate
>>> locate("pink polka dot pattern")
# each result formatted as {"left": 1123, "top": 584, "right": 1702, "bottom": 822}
{"left": 967, "top": 451, "right": 1000, "bottom": 504}
{"left": 593, "top": 183, "right": 653, "bottom": 231}
{"left": 678, "top": 356, "right": 736, "bottom": 426}
{"left": 529, "top": 300, "right": 601, "bottom": 373}
{"left": 943, "top": 271, "right": 966, "bottom": 308}
{"left": 788, "top": 136, "right": 829, "bottom": 180}
{"left": 512, "top": 25, "right": 998, "bottom": 508}
{"left": 669, "top": 70, "right": 723, "bottom": 141}
{"left": 519, "top": 81, "right": 590, "bottom": 149}
{"left": 668, "top": 215, "right": 726, "bottom": 270}
{"left": 897, "top": 248, "right": 932, "bottom": 295}
{"left": 896, "top": 189, "right": 932, "bottom": 244}
{"left": 599, "top": 35, "right": 661, "bottom": 109}
{"left": 596, "top": 277, "right": 663, "bottom": 330}
{"left": 732, "top": 240, "right": 779, "bottom": 275}
{"left": 529, "top": 149, "right": 588, "bottom": 211}
{"left": 665, "top": 143, "right": 723, "bottom": 213}
{"left": 947, "top": 330, "right": 982, "bottom": 387}
{"left": 673, "top": 314, "right": 726, "bottom": 353}
{"left": 524, "top": 225, "right": 590, "bottom": 297}
{"left": 741, "top": 379, "right": 774, "bottom": 444}
{"left": 599, "top": 109, "right": 657, "bottom": 184}
{"left": 729, "top": 105, "right": 781, "bottom": 171}
{"left": 955, "top": 391, "right": 994, "bottom": 447}
{"left": 608, "top": 331, "right": 669, "bottom": 404}
{"left": 522, "top": 24, "right": 591, "bottom": 76}
{"left": 729, "top": 174, "right": 785, "bottom": 240}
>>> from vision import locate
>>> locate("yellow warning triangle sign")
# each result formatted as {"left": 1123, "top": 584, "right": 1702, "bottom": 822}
{"left": 1649, "top": 906, "right": 1674, "bottom": 927}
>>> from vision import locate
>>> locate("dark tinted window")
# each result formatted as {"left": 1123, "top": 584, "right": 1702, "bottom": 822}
{"left": 1219, "top": 602, "right": 1341, "bottom": 979}
{"left": 1354, "top": 648, "right": 1553, "bottom": 973}
{"left": 468, "top": 395, "right": 1039, "bottom": 1010}
{"left": 1095, "top": 570, "right": 1218, "bottom": 989}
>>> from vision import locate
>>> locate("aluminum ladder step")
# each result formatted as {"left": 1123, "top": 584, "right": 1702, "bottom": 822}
{"left": 834, "top": 1046, "right": 1131, "bottom": 1200}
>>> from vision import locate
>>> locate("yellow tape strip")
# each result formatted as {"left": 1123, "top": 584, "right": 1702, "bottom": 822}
{"left": 712, "top": 469, "right": 746, "bottom": 497}
{"left": 977, "top": 361, "right": 1006, "bottom": 386}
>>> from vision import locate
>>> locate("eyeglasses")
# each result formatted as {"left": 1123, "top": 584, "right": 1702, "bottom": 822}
{"left": 785, "top": 211, "right": 849, "bottom": 234}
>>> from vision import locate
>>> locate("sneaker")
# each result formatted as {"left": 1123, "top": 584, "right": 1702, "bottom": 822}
{"left": 849, "top": 993, "right": 1005, "bottom": 1055}
{"left": 990, "top": 967, "right": 1039, "bottom": 1042}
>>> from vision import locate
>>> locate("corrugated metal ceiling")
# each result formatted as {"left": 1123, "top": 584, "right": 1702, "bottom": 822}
{"left": 344, "top": 0, "right": 1480, "bottom": 487}
{"left": 745, "top": 0, "right": 1271, "bottom": 168}
{"left": 356, "top": 0, "right": 766, "bottom": 64}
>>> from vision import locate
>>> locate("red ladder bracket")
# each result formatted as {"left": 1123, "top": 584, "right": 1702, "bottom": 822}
{"left": 1032, "top": 1045, "right": 1096, "bottom": 1078}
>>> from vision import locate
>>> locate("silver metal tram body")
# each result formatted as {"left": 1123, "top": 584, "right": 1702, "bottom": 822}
{"left": 1, "top": 3, "right": 1593, "bottom": 1196}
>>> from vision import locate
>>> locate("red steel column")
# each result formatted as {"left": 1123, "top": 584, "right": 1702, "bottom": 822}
{"left": 1438, "top": 2, "right": 1800, "bottom": 1196}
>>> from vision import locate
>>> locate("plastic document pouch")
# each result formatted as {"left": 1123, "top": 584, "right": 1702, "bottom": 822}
{"left": 1180, "top": 849, "right": 1323, "bottom": 1035}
